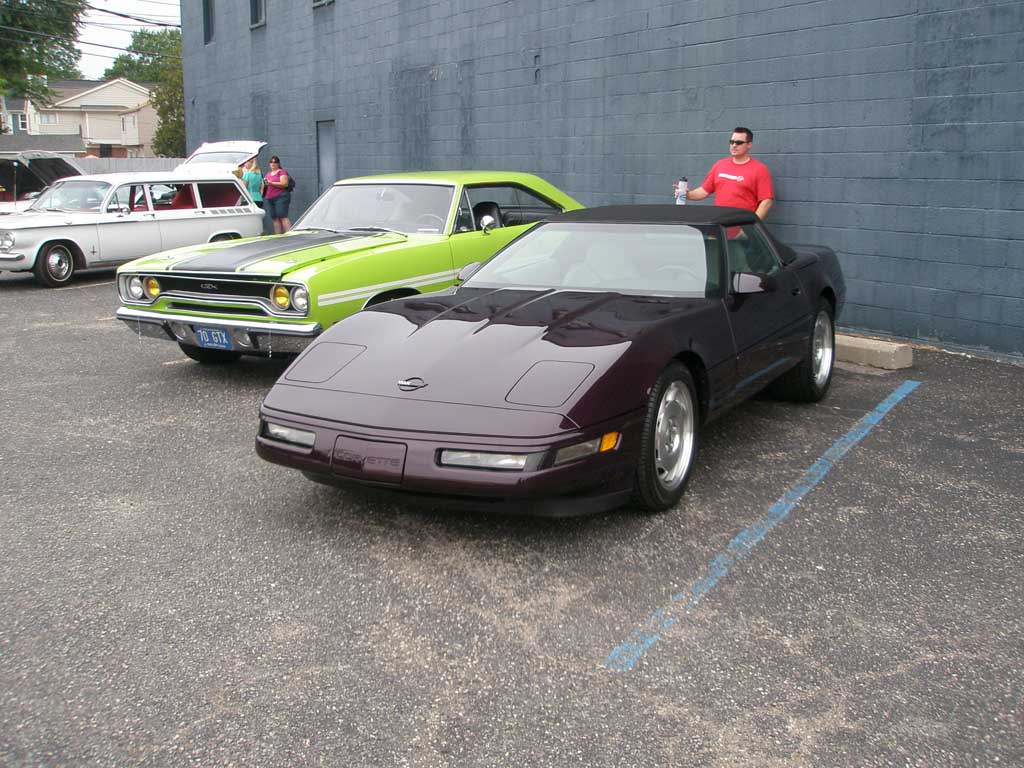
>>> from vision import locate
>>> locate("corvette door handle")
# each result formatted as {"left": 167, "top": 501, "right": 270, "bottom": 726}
{"left": 791, "top": 287, "right": 801, "bottom": 295}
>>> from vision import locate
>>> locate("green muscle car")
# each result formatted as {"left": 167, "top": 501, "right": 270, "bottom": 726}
{"left": 115, "top": 171, "right": 582, "bottom": 363}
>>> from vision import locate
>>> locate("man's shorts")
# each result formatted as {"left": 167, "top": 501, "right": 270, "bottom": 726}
{"left": 266, "top": 192, "right": 291, "bottom": 218}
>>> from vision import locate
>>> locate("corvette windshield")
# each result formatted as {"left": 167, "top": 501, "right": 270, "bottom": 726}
{"left": 29, "top": 180, "right": 111, "bottom": 212}
{"left": 296, "top": 183, "right": 454, "bottom": 235}
{"left": 465, "top": 222, "right": 722, "bottom": 296}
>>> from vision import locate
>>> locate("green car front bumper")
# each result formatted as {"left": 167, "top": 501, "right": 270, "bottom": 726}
{"left": 116, "top": 306, "right": 322, "bottom": 356}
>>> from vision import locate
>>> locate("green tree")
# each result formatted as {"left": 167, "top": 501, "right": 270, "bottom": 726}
{"left": 0, "top": 0, "right": 87, "bottom": 104}
{"left": 151, "top": 60, "right": 184, "bottom": 156}
{"left": 102, "top": 29, "right": 180, "bottom": 85}
{"left": 102, "top": 29, "right": 183, "bottom": 156}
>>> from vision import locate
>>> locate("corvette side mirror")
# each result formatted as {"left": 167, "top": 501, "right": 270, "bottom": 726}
{"left": 457, "top": 262, "right": 482, "bottom": 283}
{"left": 732, "top": 272, "right": 772, "bottom": 294}
{"left": 479, "top": 215, "right": 496, "bottom": 234}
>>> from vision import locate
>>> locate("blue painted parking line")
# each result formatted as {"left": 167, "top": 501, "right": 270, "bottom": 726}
{"left": 604, "top": 379, "right": 922, "bottom": 673}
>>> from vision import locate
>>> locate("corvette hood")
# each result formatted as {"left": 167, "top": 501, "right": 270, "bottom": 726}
{"left": 273, "top": 287, "right": 715, "bottom": 423}
{"left": 121, "top": 229, "right": 409, "bottom": 276}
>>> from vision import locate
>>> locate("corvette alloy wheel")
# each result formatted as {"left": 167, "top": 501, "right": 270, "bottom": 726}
{"left": 654, "top": 380, "right": 696, "bottom": 492}
{"left": 634, "top": 362, "right": 701, "bottom": 513}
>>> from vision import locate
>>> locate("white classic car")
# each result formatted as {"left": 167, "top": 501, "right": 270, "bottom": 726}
{"left": 0, "top": 170, "right": 263, "bottom": 286}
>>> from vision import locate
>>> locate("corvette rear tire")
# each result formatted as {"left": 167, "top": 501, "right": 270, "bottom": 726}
{"left": 770, "top": 299, "right": 835, "bottom": 402}
{"left": 178, "top": 343, "right": 242, "bottom": 365}
{"left": 633, "top": 362, "right": 700, "bottom": 513}
{"left": 33, "top": 242, "right": 76, "bottom": 287}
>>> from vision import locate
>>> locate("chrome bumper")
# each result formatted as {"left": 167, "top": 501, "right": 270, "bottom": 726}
{"left": 116, "top": 306, "right": 322, "bottom": 355}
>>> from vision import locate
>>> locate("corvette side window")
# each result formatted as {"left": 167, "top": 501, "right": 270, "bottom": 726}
{"left": 729, "top": 224, "right": 781, "bottom": 276}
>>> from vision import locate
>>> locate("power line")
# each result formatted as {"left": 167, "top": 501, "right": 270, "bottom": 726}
{"left": 43, "top": 0, "right": 180, "bottom": 27}
{"left": 117, "top": 0, "right": 181, "bottom": 7}
{"left": 2, "top": 4, "right": 176, "bottom": 30}
{"left": 0, "top": 24, "right": 180, "bottom": 60}
{"left": 0, "top": 33, "right": 122, "bottom": 63}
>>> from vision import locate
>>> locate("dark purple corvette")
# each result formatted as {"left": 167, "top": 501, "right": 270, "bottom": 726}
{"left": 256, "top": 205, "right": 845, "bottom": 516}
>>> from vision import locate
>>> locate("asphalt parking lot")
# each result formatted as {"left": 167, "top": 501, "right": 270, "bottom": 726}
{"left": 2, "top": 270, "right": 1022, "bottom": 767}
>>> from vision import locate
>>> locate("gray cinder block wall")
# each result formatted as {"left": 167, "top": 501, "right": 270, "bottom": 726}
{"left": 183, "top": 0, "right": 1024, "bottom": 357}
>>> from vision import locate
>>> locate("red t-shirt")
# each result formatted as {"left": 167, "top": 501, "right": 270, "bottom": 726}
{"left": 701, "top": 157, "right": 774, "bottom": 212}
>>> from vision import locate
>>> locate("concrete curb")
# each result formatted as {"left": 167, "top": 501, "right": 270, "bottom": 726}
{"left": 836, "top": 333, "right": 913, "bottom": 370}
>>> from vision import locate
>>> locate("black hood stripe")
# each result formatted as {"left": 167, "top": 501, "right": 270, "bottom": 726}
{"left": 170, "top": 232, "right": 363, "bottom": 273}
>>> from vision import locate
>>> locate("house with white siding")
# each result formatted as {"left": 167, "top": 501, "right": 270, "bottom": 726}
{"left": 15, "top": 79, "right": 153, "bottom": 157}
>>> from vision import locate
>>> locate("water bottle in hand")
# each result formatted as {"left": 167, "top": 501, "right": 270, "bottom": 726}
{"left": 675, "top": 177, "right": 688, "bottom": 205}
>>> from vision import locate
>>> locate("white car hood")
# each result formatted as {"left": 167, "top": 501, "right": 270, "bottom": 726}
{"left": 0, "top": 209, "right": 95, "bottom": 229}
{"left": 0, "top": 200, "right": 35, "bottom": 214}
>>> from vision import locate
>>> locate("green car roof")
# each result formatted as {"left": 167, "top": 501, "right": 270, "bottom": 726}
{"left": 338, "top": 171, "right": 582, "bottom": 208}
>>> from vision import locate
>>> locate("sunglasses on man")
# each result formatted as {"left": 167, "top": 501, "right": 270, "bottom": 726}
{"left": 729, "top": 139, "right": 749, "bottom": 145}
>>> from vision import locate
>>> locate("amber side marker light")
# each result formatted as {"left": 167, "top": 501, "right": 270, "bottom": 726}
{"left": 553, "top": 431, "right": 620, "bottom": 466}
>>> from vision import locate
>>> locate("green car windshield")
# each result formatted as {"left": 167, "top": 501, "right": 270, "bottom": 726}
{"left": 465, "top": 222, "right": 723, "bottom": 296}
{"left": 30, "top": 180, "right": 112, "bottom": 212}
{"left": 296, "top": 183, "right": 455, "bottom": 235}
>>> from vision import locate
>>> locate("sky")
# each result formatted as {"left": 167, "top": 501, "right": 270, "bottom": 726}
{"left": 76, "top": 0, "right": 181, "bottom": 81}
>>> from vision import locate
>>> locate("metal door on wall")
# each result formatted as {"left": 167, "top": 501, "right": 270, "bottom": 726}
{"left": 316, "top": 121, "right": 336, "bottom": 194}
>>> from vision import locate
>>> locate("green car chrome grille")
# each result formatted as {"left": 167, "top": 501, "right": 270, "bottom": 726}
{"left": 142, "top": 274, "right": 278, "bottom": 300}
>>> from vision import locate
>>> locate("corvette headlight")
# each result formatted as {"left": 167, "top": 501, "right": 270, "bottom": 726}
{"left": 553, "top": 432, "right": 620, "bottom": 466}
{"left": 439, "top": 450, "right": 530, "bottom": 471}
{"left": 143, "top": 277, "right": 161, "bottom": 299}
{"left": 271, "top": 284, "right": 291, "bottom": 310}
{"left": 127, "top": 276, "right": 145, "bottom": 300}
{"left": 263, "top": 421, "right": 316, "bottom": 448}
{"left": 291, "top": 286, "right": 309, "bottom": 313}
{"left": 0, "top": 230, "right": 13, "bottom": 252}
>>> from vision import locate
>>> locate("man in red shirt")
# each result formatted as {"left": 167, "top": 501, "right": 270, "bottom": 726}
{"left": 676, "top": 127, "right": 774, "bottom": 219}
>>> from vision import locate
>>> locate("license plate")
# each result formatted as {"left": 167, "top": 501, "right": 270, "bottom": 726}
{"left": 194, "top": 326, "right": 233, "bottom": 350}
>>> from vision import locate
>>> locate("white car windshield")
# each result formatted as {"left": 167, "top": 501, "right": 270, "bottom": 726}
{"left": 30, "top": 180, "right": 111, "bottom": 212}
{"left": 465, "top": 222, "right": 722, "bottom": 296}
{"left": 296, "top": 183, "right": 455, "bottom": 235}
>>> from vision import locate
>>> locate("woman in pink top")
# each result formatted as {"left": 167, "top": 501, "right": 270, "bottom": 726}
{"left": 263, "top": 155, "right": 292, "bottom": 233}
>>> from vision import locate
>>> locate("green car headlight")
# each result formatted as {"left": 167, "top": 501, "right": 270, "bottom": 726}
{"left": 143, "top": 276, "right": 162, "bottom": 299}
{"left": 127, "top": 276, "right": 145, "bottom": 300}
{"left": 0, "top": 230, "right": 13, "bottom": 252}
{"left": 271, "top": 284, "right": 291, "bottom": 310}
{"left": 291, "top": 286, "right": 309, "bottom": 313}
